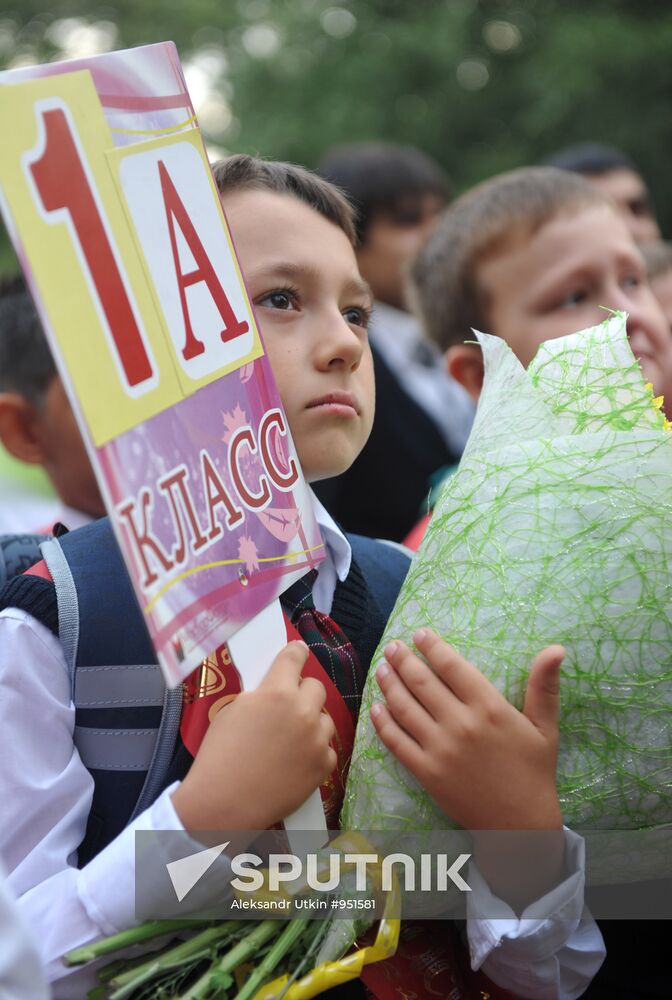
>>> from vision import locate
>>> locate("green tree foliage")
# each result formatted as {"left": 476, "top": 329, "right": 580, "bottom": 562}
{"left": 1, "top": 0, "right": 671, "bottom": 273}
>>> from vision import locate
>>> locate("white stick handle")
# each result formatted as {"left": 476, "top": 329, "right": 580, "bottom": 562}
{"left": 227, "top": 598, "right": 328, "bottom": 849}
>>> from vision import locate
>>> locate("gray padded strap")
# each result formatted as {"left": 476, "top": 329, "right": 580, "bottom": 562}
{"left": 40, "top": 537, "right": 79, "bottom": 697}
{"left": 131, "top": 684, "right": 182, "bottom": 818}
{"left": 74, "top": 663, "right": 165, "bottom": 708}
{"left": 39, "top": 528, "right": 180, "bottom": 808}
{"left": 74, "top": 726, "right": 158, "bottom": 771}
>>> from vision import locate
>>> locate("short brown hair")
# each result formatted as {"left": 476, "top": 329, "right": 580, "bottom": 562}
{"left": 0, "top": 272, "right": 55, "bottom": 405}
{"left": 640, "top": 240, "right": 672, "bottom": 282}
{"left": 410, "top": 166, "right": 607, "bottom": 352}
{"left": 317, "top": 142, "right": 450, "bottom": 245}
{"left": 211, "top": 154, "right": 357, "bottom": 246}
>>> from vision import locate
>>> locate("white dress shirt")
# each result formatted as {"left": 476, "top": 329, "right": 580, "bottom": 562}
{"left": 0, "top": 861, "right": 49, "bottom": 1000}
{"left": 368, "top": 302, "right": 475, "bottom": 454}
{"left": 0, "top": 495, "right": 92, "bottom": 535}
{"left": 0, "top": 485, "right": 60, "bottom": 534}
{"left": 0, "top": 496, "right": 604, "bottom": 997}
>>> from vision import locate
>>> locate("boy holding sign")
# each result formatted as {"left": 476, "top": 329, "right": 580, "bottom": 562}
{"left": 0, "top": 156, "right": 603, "bottom": 998}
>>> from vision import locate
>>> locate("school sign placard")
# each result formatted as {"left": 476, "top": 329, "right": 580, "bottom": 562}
{"left": 0, "top": 44, "right": 324, "bottom": 686}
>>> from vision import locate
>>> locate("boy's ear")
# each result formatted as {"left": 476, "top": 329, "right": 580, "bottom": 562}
{"left": 0, "top": 393, "right": 47, "bottom": 465}
{"left": 445, "top": 344, "right": 484, "bottom": 400}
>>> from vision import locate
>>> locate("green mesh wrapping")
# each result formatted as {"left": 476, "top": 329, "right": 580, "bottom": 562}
{"left": 341, "top": 315, "right": 672, "bottom": 844}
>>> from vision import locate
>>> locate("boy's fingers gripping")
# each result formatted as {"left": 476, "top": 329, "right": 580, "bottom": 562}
{"left": 263, "top": 640, "right": 309, "bottom": 687}
{"left": 412, "top": 628, "right": 485, "bottom": 703}
{"left": 370, "top": 701, "right": 425, "bottom": 775}
{"left": 523, "top": 645, "right": 565, "bottom": 739}
{"left": 317, "top": 713, "right": 337, "bottom": 782}
{"left": 320, "top": 710, "right": 336, "bottom": 745}
{"left": 381, "top": 641, "right": 447, "bottom": 720}
{"left": 376, "top": 654, "right": 436, "bottom": 740}
{"left": 324, "top": 746, "right": 338, "bottom": 780}
{"left": 300, "top": 676, "right": 328, "bottom": 712}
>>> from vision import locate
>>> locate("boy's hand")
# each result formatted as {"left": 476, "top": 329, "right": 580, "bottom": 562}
{"left": 371, "top": 629, "right": 566, "bottom": 909}
{"left": 370, "top": 629, "right": 564, "bottom": 831}
{"left": 172, "top": 641, "right": 336, "bottom": 833}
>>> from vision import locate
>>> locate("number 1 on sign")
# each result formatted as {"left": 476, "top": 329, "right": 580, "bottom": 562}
{"left": 23, "top": 98, "right": 158, "bottom": 396}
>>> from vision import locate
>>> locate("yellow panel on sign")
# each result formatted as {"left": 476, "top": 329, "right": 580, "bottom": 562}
{"left": 0, "top": 70, "right": 182, "bottom": 445}
{"left": 107, "top": 130, "right": 263, "bottom": 399}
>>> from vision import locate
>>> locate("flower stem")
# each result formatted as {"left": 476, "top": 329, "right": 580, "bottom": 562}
{"left": 179, "top": 920, "right": 281, "bottom": 1000}
{"left": 63, "top": 919, "right": 211, "bottom": 966}
{"left": 234, "top": 919, "right": 309, "bottom": 1000}
{"left": 108, "top": 922, "right": 243, "bottom": 999}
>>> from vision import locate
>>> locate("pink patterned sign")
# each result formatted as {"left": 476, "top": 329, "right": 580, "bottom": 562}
{"left": 0, "top": 43, "right": 324, "bottom": 685}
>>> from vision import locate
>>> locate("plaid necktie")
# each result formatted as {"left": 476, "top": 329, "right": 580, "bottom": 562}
{"left": 280, "top": 568, "right": 364, "bottom": 724}
{"left": 179, "top": 567, "right": 364, "bottom": 760}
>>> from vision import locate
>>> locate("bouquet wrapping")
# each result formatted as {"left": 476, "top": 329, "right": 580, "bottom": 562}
{"left": 342, "top": 316, "right": 672, "bottom": 858}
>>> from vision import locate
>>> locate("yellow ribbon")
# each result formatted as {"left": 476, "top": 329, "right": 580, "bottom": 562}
{"left": 249, "top": 832, "right": 401, "bottom": 999}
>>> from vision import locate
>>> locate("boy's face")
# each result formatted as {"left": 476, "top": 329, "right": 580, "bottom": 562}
{"left": 356, "top": 194, "right": 445, "bottom": 310}
{"left": 222, "top": 189, "right": 375, "bottom": 483}
{"left": 478, "top": 203, "right": 672, "bottom": 400}
{"left": 651, "top": 270, "right": 672, "bottom": 333}
{"left": 39, "top": 377, "right": 105, "bottom": 517}
{"left": 586, "top": 168, "right": 660, "bottom": 244}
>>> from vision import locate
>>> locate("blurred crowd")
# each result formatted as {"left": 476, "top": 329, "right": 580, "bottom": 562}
{"left": 2, "top": 78, "right": 672, "bottom": 999}
{"left": 3, "top": 137, "right": 671, "bottom": 550}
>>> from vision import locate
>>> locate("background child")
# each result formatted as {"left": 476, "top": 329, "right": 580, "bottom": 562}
{"left": 409, "top": 163, "right": 670, "bottom": 998}
{"left": 313, "top": 142, "right": 474, "bottom": 542}
{"left": 411, "top": 165, "right": 672, "bottom": 414}
{"left": 641, "top": 239, "right": 672, "bottom": 332}
{"left": 405, "top": 165, "right": 672, "bottom": 548}
{"left": 542, "top": 142, "right": 662, "bottom": 244}
{"left": 0, "top": 274, "right": 103, "bottom": 530}
{"left": 0, "top": 156, "right": 603, "bottom": 998}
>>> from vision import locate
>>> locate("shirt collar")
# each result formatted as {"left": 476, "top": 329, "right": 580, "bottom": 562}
{"left": 309, "top": 487, "right": 351, "bottom": 583}
{"left": 368, "top": 301, "right": 427, "bottom": 352}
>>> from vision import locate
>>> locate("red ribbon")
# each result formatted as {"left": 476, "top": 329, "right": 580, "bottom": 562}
{"left": 361, "top": 920, "right": 517, "bottom": 1000}
{"left": 180, "top": 611, "right": 355, "bottom": 828}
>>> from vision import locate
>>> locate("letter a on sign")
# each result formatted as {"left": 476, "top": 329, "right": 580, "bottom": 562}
{"left": 157, "top": 159, "right": 249, "bottom": 361}
{"left": 114, "top": 132, "right": 260, "bottom": 389}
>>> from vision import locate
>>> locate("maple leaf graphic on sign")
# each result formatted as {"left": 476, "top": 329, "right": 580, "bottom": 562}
{"left": 221, "top": 402, "right": 248, "bottom": 443}
{"left": 238, "top": 534, "right": 260, "bottom": 575}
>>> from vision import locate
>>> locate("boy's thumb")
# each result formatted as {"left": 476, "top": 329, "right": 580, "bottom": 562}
{"left": 522, "top": 645, "right": 564, "bottom": 737}
{"left": 264, "top": 640, "right": 309, "bottom": 686}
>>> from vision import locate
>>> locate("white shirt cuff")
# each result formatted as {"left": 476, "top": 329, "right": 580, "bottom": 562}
{"left": 467, "top": 827, "right": 586, "bottom": 969}
{"left": 77, "top": 782, "right": 187, "bottom": 934}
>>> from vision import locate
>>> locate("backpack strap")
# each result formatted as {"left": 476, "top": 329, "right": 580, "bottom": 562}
{"left": 40, "top": 535, "right": 79, "bottom": 693}
{"left": 42, "top": 520, "right": 181, "bottom": 857}
{"left": 0, "top": 520, "right": 180, "bottom": 860}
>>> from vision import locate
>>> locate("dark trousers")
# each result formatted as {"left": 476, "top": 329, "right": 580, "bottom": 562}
{"left": 582, "top": 921, "right": 671, "bottom": 998}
